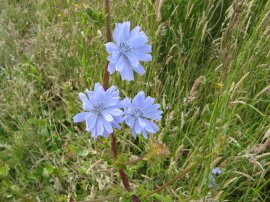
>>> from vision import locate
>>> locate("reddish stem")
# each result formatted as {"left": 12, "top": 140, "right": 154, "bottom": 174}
{"left": 103, "top": 0, "right": 140, "bottom": 201}
{"left": 111, "top": 130, "right": 141, "bottom": 201}
{"left": 111, "top": 134, "right": 131, "bottom": 191}
{"left": 103, "top": 60, "right": 110, "bottom": 91}
{"left": 110, "top": 133, "right": 118, "bottom": 159}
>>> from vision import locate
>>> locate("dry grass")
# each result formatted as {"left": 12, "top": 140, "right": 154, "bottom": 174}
{"left": 0, "top": 0, "right": 270, "bottom": 201}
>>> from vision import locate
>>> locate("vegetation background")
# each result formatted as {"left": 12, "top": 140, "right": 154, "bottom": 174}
{"left": 0, "top": 0, "right": 270, "bottom": 201}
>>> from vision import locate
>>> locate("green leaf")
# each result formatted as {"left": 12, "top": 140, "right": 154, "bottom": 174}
{"left": 0, "top": 164, "right": 10, "bottom": 179}
{"left": 42, "top": 163, "right": 55, "bottom": 178}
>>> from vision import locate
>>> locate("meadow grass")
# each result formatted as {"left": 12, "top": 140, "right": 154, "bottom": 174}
{"left": 0, "top": 0, "right": 270, "bottom": 201}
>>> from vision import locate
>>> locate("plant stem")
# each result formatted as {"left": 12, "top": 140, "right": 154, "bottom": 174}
{"left": 103, "top": 0, "right": 140, "bottom": 201}
{"left": 103, "top": 61, "right": 110, "bottom": 91}
{"left": 143, "top": 162, "right": 198, "bottom": 199}
{"left": 111, "top": 132, "right": 141, "bottom": 202}
{"left": 103, "top": 0, "right": 112, "bottom": 91}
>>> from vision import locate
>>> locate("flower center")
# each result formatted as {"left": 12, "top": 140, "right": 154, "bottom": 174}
{"left": 93, "top": 103, "right": 104, "bottom": 114}
{"left": 119, "top": 41, "right": 132, "bottom": 53}
{"left": 134, "top": 108, "right": 144, "bottom": 117}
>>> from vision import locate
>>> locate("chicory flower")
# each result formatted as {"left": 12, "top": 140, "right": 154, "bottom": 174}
{"left": 73, "top": 83, "right": 123, "bottom": 138}
{"left": 123, "top": 91, "right": 162, "bottom": 138}
{"left": 105, "top": 21, "right": 152, "bottom": 81}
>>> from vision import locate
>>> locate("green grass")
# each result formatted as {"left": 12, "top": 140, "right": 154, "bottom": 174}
{"left": 0, "top": 0, "right": 270, "bottom": 201}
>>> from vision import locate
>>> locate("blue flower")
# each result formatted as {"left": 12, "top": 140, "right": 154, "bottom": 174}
{"left": 105, "top": 21, "right": 152, "bottom": 81}
{"left": 123, "top": 91, "right": 162, "bottom": 138}
{"left": 73, "top": 83, "right": 123, "bottom": 138}
{"left": 212, "top": 167, "right": 223, "bottom": 175}
{"left": 209, "top": 167, "right": 224, "bottom": 188}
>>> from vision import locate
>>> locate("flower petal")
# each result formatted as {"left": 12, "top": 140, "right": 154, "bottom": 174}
{"left": 105, "top": 42, "right": 118, "bottom": 54}
{"left": 108, "top": 62, "right": 116, "bottom": 74}
{"left": 132, "top": 127, "right": 137, "bottom": 138}
{"left": 128, "top": 26, "right": 140, "bottom": 41}
{"left": 73, "top": 112, "right": 89, "bottom": 123}
{"left": 133, "top": 91, "right": 145, "bottom": 107}
{"left": 101, "top": 111, "right": 113, "bottom": 122}
{"left": 108, "top": 50, "right": 121, "bottom": 63}
{"left": 94, "top": 83, "right": 105, "bottom": 95}
{"left": 133, "top": 63, "right": 145, "bottom": 75}
{"left": 113, "top": 21, "right": 130, "bottom": 43}
{"left": 79, "top": 93, "right": 92, "bottom": 111}
{"left": 125, "top": 116, "right": 135, "bottom": 127}
{"left": 91, "top": 127, "right": 97, "bottom": 138}
{"left": 119, "top": 59, "right": 134, "bottom": 81}
{"left": 132, "top": 33, "right": 148, "bottom": 47}
{"left": 142, "top": 130, "right": 148, "bottom": 139}
{"left": 135, "top": 45, "right": 151, "bottom": 54}
{"left": 138, "top": 117, "right": 146, "bottom": 129}
{"left": 121, "top": 21, "right": 130, "bottom": 40}
{"left": 125, "top": 52, "right": 139, "bottom": 68}
{"left": 96, "top": 116, "right": 104, "bottom": 135}
{"left": 102, "top": 118, "right": 113, "bottom": 134}
{"left": 134, "top": 53, "right": 152, "bottom": 61}
{"left": 86, "top": 113, "right": 97, "bottom": 131}
{"left": 104, "top": 108, "right": 123, "bottom": 116}
{"left": 134, "top": 120, "right": 141, "bottom": 134}
{"left": 145, "top": 120, "right": 159, "bottom": 133}
{"left": 115, "top": 55, "right": 125, "bottom": 72}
